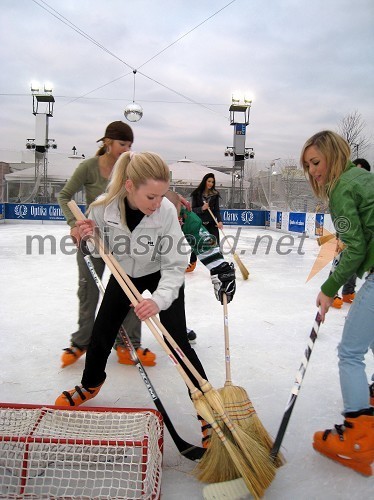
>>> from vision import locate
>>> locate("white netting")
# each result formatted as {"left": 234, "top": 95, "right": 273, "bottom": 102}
{"left": 0, "top": 406, "right": 163, "bottom": 499}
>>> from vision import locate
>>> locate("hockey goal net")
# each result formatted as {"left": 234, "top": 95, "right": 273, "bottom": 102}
{"left": 0, "top": 403, "right": 163, "bottom": 499}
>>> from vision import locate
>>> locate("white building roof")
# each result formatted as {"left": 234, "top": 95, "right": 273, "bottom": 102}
{"left": 169, "top": 158, "right": 249, "bottom": 187}
{"left": 5, "top": 156, "right": 249, "bottom": 188}
{"left": 4, "top": 156, "right": 85, "bottom": 182}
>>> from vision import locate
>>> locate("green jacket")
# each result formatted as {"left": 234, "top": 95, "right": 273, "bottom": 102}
{"left": 321, "top": 163, "right": 374, "bottom": 297}
{"left": 180, "top": 207, "right": 224, "bottom": 270}
{"left": 58, "top": 157, "right": 108, "bottom": 227}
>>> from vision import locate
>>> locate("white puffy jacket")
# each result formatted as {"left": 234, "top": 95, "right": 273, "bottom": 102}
{"left": 89, "top": 197, "right": 189, "bottom": 311}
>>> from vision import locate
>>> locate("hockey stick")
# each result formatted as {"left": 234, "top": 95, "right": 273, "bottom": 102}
{"left": 207, "top": 207, "right": 249, "bottom": 280}
{"left": 270, "top": 240, "right": 343, "bottom": 460}
{"left": 270, "top": 308, "right": 322, "bottom": 460}
{"left": 82, "top": 247, "right": 205, "bottom": 461}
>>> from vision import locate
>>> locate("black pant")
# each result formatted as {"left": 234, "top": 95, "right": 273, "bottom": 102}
{"left": 82, "top": 272, "right": 207, "bottom": 390}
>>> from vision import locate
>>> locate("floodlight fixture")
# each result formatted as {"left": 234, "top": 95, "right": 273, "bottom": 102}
{"left": 244, "top": 91, "right": 254, "bottom": 104}
{"left": 231, "top": 91, "right": 241, "bottom": 104}
{"left": 30, "top": 81, "right": 40, "bottom": 93}
{"left": 44, "top": 82, "right": 53, "bottom": 93}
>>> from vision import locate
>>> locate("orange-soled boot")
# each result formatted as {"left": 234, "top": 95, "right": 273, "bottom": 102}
{"left": 61, "top": 346, "right": 86, "bottom": 368}
{"left": 313, "top": 411, "right": 374, "bottom": 476}
{"left": 342, "top": 293, "right": 355, "bottom": 304}
{"left": 116, "top": 346, "right": 156, "bottom": 366}
{"left": 55, "top": 383, "right": 103, "bottom": 407}
{"left": 185, "top": 261, "right": 197, "bottom": 273}
{"left": 332, "top": 296, "right": 343, "bottom": 309}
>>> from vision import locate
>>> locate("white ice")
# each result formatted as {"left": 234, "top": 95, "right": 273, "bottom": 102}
{"left": 0, "top": 223, "right": 373, "bottom": 499}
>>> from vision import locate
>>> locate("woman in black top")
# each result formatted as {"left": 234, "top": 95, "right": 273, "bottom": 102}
{"left": 187, "top": 173, "right": 223, "bottom": 272}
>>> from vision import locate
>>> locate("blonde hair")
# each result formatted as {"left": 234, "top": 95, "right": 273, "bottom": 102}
{"left": 90, "top": 151, "right": 170, "bottom": 221}
{"left": 300, "top": 130, "right": 351, "bottom": 200}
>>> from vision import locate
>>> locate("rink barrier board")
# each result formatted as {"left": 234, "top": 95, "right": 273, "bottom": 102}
{"left": 0, "top": 203, "right": 331, "bottom": 238}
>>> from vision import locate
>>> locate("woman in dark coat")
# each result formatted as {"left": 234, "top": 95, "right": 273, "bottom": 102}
{"left": 187, "top": 173, "right": 223, "bottom": 272}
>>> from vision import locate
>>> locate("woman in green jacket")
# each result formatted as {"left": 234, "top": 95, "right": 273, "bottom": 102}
{"left": 301, "top": 130, "right": 374, "bottom": 476}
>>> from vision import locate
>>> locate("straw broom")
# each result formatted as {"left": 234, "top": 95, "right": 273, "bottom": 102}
{"left": 195, "top": 294, "right": 282, "bottom": 489}
{"left": 207, "top": 207, "right": 249, "bottom": 280}
{"left": 219, "top": 294, "right": 284, "bottom": 467}
{"left": 68, "top": 201, "right": 272, "bottom": 498}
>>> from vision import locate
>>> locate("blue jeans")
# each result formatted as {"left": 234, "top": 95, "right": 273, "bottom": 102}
{"left": 338, "top": 272, "right": 374, "bottom": 413}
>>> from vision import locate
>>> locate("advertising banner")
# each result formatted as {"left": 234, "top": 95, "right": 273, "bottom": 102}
{"left": 288, "top": 212, "right": 306, "bottom": 233}
{"left": 268, "top": 210, "right": 276, "bottom": 229}
{"left": 0, "top": 203, "right": 4, "bottom": 221}
{"left": 220, "top": 209, "right": 265, "bottom": 226}
{"left": 305, "top": 213, "right": 316, "bottom": 236}
{"left": 315, "top": 213, "right": 324, "bottom": 236}
{"left": 281, "top": 211, "right": 289, "bottom": 232}
{"left": 265, "top": 210, "right": 270, "bottom": 227}
{"left": 5, "top": 203, "right": 86, "bottom": 222}
{"left": 276, "top": 211, "right": 282, "bottom": 229}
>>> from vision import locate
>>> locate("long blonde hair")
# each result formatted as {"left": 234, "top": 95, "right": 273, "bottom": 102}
{"left": 300, "top": 130, "right": 351, "bottom": 200}
{"left": 90, "top": 151, "right": 170, "bottom": 221}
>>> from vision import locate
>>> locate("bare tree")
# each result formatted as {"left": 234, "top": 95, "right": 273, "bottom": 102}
{"left": 337, "top": 111, "right": 371, "bottom": 158}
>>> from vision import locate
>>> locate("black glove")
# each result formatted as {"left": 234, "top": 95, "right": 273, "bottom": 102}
{"left": 210, "top": 262, "right": 236, "bottom": 304}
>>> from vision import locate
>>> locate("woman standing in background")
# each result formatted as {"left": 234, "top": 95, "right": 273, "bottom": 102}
{"left": 187, "top": 173, "right": 223, "bottom": 272}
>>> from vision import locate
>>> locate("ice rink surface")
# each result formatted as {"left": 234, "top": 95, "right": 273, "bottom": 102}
{"left": 0, "top": 223, "right": 373, "bottom": 499}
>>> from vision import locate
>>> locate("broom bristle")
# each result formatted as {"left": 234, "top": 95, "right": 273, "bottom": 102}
{"left": 195, "top": 420, "right": 271, "bottom": 499}
{"left": 192, "top": 396, "right": 265, "bottom": 499}
{"left": 195, "top": 430, "right": 240, "bottom": 483}
{"left": 206, "top": 389, "right": 277, "bottom": 482}
{"left": 195, "top": 390, "right": 276, "bottom": 492}
{"left": 219, "top": 385, "right": 285, "bottom": 467}
{"left": 233, "top": 253, "right": 249, "bottom": 280}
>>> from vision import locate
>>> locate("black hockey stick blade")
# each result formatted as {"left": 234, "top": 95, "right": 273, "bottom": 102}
{"left": 119, "top": 329, "right": 205, "bottom": 461}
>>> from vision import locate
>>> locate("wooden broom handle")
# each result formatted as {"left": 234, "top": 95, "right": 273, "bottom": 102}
{"left": 317, "top": 233, "right": 336, "bottom": 246}
{"left": 207, "top": 207, "right": 234, "bottom": 253}
{"left": 223, "top": 293, "right": 232, "bottom": 385}
{"left": 67, "top": 201, "right": 208, "bottom": 393}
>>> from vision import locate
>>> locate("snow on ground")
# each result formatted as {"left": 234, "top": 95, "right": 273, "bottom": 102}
{"left": 0, "top": 223, "right": 373, "bottom": 499}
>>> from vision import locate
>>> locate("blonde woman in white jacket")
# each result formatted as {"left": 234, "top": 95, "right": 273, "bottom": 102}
{"left": 55, "top": 151, "right": 208, "bottom": 408}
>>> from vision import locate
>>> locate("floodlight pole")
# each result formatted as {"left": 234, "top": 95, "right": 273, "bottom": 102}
{"left": 226, "top": 100, "right": 253, "bottom": 208}
{"left": 31, "top": 87, "right": 55, "bottom": 203}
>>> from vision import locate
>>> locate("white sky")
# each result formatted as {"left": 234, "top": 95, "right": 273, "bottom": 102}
{"left": 0, "top": 0, "right": 373, "bottom": 168}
